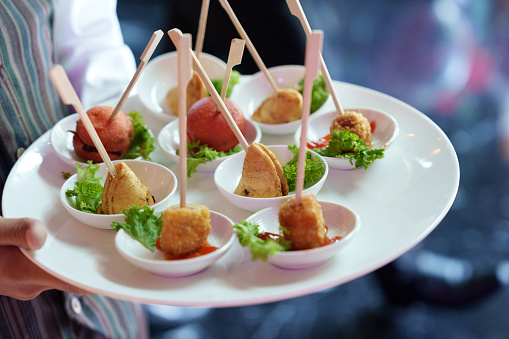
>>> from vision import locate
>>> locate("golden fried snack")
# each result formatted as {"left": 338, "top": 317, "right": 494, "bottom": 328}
{"left": 97, "top": 162, "right": 155, "bottom": 214}
{"left": 330, "top": 110, "right": 373, "bottom": 148}
{"left": 278, "top": 194, "right": 325, "bottom": 250}
{"left": 166, "top": 71, "right": 208, "bottom": 116}
{"left": 252, "top": 88, "right": 303, "bottom": 124}
{"left": 234, "top": 143, "right": 287, "bottom": 198}
{"left": 256, "top": 143, "right": 288, "bottom": 196}
{"left": 159, "top": 204, "right": 212, "bottom": 256}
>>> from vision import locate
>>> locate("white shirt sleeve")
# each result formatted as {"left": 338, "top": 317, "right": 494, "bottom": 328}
{"left": 52, "top": 0, "right": 137, "bottom": 109}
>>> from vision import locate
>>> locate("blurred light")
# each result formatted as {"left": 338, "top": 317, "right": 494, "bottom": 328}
{"left": 432, "top": 0, "right": 461, "bottom": 27}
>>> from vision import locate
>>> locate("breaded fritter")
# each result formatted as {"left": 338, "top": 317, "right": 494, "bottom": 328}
{"left": 159, "top": 204, "right": 211, "bottom": 256}
{"left": 166, "top": 71, "right": 208, "bottom": 116}
{"left": 278, "top": 194, "right": 325, "bottom": 250}
{"left": 330, "top": 110, "right": 372, "bottom": 147}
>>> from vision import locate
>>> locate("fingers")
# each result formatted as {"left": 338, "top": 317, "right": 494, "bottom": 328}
{"left": 0, "top": 217, "right": 47, "bottom": 250}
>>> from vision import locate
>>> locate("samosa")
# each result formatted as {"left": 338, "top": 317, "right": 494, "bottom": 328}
{"left": 234, "top": 143, "right": 289, "bottom": 198}
{"left": 97, "top": 162, "right": 155, "bottom": 214}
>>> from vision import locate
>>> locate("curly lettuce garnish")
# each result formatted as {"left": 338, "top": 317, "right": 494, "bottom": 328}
{"left": 313, "top": 129, "right": 385, "bottom": 170}
{"left": 111, "top": 205, "right": 162, "bottom": 252}
{"left": 124, "top": 111, "right": 155, "bottom": 161}
{"left": 210, "top": 70, "right": 241, "bottom": 98}
{"left": 282, "top": 145, "right": 326, "bottom": 192}
{"left": 181, "top": 141, "right": 242, "bottom": 177}
{"left": 233, "top": 221, "right": 292, "bottom": 261}
{"left": 65, "top": 161, "right": 103, "bottom": 214}
{"left": 298, "top": 73, "right": 329, "bottom": 113}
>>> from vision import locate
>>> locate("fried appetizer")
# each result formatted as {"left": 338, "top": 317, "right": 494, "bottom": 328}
{"left": 330, "top": 111, "right": 372, "bottom": 148}
{"left": 252, "top": 88, "right": 303, "bottom": 124}
{"left": 159, "top": 204, "right": 212, "bottom": 256}
{"left": 97, "top": 162, "right": 154, "bottom": 214}
{"left": 73, "top": 106, "right": 134, "bottom": 163}
{"left": 234, "top": 143, "right": 288, "bottom": 198}
{"left": 166, "top": 71, "right": 208, "bottom": 116}
{"left": 278, "top": 194, "right": 325, "bottom": 250}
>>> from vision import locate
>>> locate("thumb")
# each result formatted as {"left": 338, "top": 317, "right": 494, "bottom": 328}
{"left": 0, "top": 217, "right": 47, "bottom": 250}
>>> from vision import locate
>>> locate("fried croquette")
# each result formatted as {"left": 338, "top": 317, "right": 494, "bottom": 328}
{"left": 159, "top": 204, "right": 212, "bottom": 256}
{"left": 278, "top": 194, "right": 325, "bottom": 250}
{"left": 330, "top": 110, "right": 372, "bottom": 147}
{"left": 97, "top": 162, "right": 155, "bottom": 214}
{"left": 166, "top": 71, "right": 208, "bottom": 116}
{"left": 252, "top": 88, "right": 303, "bottom": 124}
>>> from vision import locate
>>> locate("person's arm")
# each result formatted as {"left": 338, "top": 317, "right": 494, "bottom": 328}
{"left": 52, "top": 0, "right": 137, "bottom": 109}
{"left": 0, "top": 217, "right": 88, "bottom": 300}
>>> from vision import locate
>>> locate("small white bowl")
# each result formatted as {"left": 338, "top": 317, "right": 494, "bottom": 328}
{"left": 61, "top": 160, "right": 177, "bottom": 229}
{"left": 114, "top": 210, "right": 236, "bottom": 277}
{"left": 50, "top": 113, "right": 153, "bottom": 167}
{"left": 214, "top": 145, "right": 328, "bottom": 212}
{"left": 294, "top": 108, "right": 399, "bottom": 170}
{"left": 157, "top": 119, "right": 262, "bottom": 172}
{"left": 230, "top": 65, "right": 327, "bottom": 135}
{"left": 244, "top": 201, "right": 360, "bottom": 269}
{"left": 137, "top": 51, "right": 227, "bottom": 123}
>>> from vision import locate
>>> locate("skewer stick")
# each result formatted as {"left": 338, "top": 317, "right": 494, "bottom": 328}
{"left": 286, "top": 0, "right": 344, "bottom": 115}
{"left": 221, "top": 39, "right": 245, "bottom": 101}
{"left": 217, "top": 0, "right": 279, "bottom": 93}
{"left": 49, "top": 65, "right": 116, "bottom": 176}
{"left": 173, "top": 33, "right": 194, "bottom": 208}
{"left": 296, "top": 31, "right": 323, "bottom": 204}
{"left": 168, "top": 29, "right": 249, "bottom": 152}
{"left": 194, "top": 0, "right": 210, "bottom": 59}
{"left": 110, "top": 30, "right": 164, "bottom": 120}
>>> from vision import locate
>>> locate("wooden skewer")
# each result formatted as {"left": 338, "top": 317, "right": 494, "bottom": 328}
{"left": 110, "top": 30, "right": 164, "bottom": 120}
{"left": 296, "top": 31, "right": 323, "bottom": 205}
{"left": 221, "top": 38, "right": 245, "bottom": 101}
{"left": 49, "top": 65, "right": 116, "bottom": 176}
{"left": 168, "top": 29, "right": 249, "bottom": 152}
{"left": 286, "top": 0, "right": 344, "bottom": 115}
{"left": 194, "top": 0, "right": 210, "bottom": 59}
{"left": 172, "top": 32, "right": 194, "bottom": 208}
{"left": 218, "top": 0, "right": 279, "bottom": 93}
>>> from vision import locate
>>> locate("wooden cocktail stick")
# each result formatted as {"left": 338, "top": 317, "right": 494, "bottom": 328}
{"left": 194, "top": 0, "right": 210, "bottom": 59}
{"left": 286, "top": 0, "right": 344, "bottom": 115}
{"left": 173, "top": 33, "right": 193, "bottom": 208}
{"left": 168, "top": 28, "right": 249, "bottom": 152}
{"left": 221, "top": 38, "right": 245, "bottom": 101}
{"left": 218, "top": 0, "right": 279, "bottom": 93}
{"left": 296, "top": 31, "right": 323, "bottom": 204}
{"left": 110, "top": 30, "right": 164, "bottom": 120}
{"left": 49, "top": 65, "right": 116, "bottom": 176}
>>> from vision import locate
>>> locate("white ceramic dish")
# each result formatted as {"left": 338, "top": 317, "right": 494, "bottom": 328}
{"left": 49, "top": 112, "right": 153, "bottom": 167}
{"left": 231, "top": 65, "right": 328, "bottom": 135}
{"left": 294, "top": 108, "right": 399, "bottom": 170}
{"left": 244, "top": 201, "right": 360, "bottom": 269}
{"left": 214, "top": 145, "right": 329, "bottom": 212}
{"left": 115, "top": 210, "right": 235, "bottom": 277}
{"left": 4, "top": 81, "right": 459, "bottom": 307}
{"left": 137, "top": 51, "right": 227, "bottom": 123}
{"left": 60, "top": 160, "right": 177, "bottom": 229}
{"left": 157, "top": 119, "right": 262, "bottom": 172}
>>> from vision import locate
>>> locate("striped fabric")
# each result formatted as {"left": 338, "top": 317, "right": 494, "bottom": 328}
{"left": 0, "top": 1, "right": 148, "bottom": 338}
{"left": 0, "top": 0, "right": 68, "bottom": 201}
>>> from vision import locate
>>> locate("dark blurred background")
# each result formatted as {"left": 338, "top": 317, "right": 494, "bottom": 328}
{"left": 117, "top": 0, "right": 509, "bottom": 338}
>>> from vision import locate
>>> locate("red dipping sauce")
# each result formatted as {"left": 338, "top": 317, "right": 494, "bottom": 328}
{"left": 257, "top": 226, "right": 342, "bottom": 249}
{"left": 156, "top": 238, "right": 218, "bottom": 260}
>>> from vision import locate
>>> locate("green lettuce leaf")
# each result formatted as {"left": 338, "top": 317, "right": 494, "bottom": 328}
{"left": 313, "top": 129, "right": 385, "bottom": 170}
{"left": 124, "top": 111, "right": 155, "bottom": 161}
{"left": 111, "top": 205, "right": 162, "bottom": 252}
{"left": 210, "top": 70, "right": 241, "bottom": 98}
{"left": 233, "top": 221, "right": 291, "bottom": 261}
{"left": 282, "top": 145, "right": 326, "bottom": 192}
{"left": 298, "top": 73, "right": 329, "bottom": 113}
{"left": 65, "top": 161, "right": 103, "bottom": 214}
{"left": 181, "top": 141, "right": 242, "bottom": 177}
